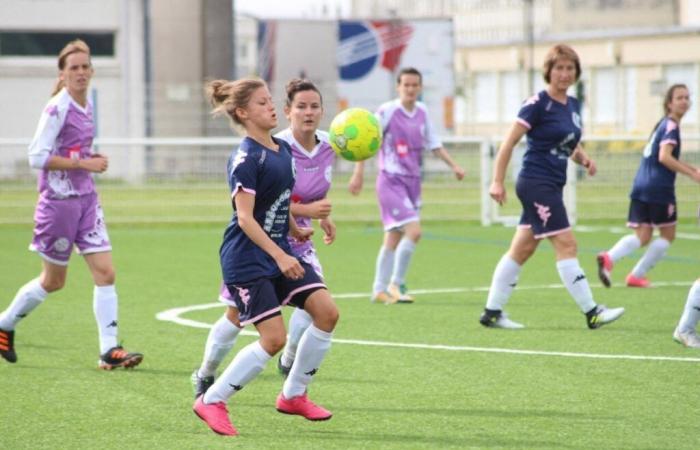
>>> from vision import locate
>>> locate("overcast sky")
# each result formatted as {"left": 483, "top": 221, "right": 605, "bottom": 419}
{"left": 236, "top": 0, "right": 350, "bottom": 19}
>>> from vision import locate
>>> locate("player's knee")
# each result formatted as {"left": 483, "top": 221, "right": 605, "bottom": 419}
{"left": 265, "top": 334, "right": 286, "bottom": 354}
{"left": 41, "top": 276, "right": 65, "bottom": 292}
{"left": 93, "top": 266, "right": 116, "bottom": 285}
{"left": 319, "top": 305, "right": 339, "bottom": 331}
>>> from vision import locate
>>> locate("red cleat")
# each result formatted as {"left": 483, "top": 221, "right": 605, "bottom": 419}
{"left": 276, "top": 392, "right": 332, "bottom": 421}
{"left": 626, "top": 274, "right": 650, "bottom": 288}
{"left": 596, "top": 252, "right": 613, "bottom": 288}
{"left": 193, "top": 395, "right": 238, "bottom": 436}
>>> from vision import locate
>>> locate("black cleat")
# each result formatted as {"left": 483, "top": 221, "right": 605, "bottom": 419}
{"left": 98, "top": 345, "right": 143, "bottom": 370}
{"left": 277, "top": 355, "right": 292, "bottom": 378}
{"left": 191, "top": 370, "right": 215, "bottom": 399}
{"left": 479, "top": 309, "right": 525, "bottom": 329}
{"left": 0, "top": 328, "right": 17, "bottom": 363}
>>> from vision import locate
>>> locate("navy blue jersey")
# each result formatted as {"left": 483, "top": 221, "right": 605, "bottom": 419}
{"left": 630, "top": 117, "right": 681, "bottom": 204}
{"left": 517, "top": 90, "right": 582, "bottom": 185}
{"left": 220, "top": 136, "right": 296, "bottom": 284}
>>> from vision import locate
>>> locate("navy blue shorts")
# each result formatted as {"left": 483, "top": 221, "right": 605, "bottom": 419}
{"left": 627, "top": 199, "right": 677, "bottom": 228}
{"left": 516, "top": 177, "right": 571, "bottom": 239}
{"left": 226, "top": 261, "right": 326, "bottom": 326}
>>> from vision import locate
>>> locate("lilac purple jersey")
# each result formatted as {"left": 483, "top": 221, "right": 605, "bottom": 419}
{"left": 630, "top": 117, "right": 681, "bottom": 204}
{"left": 220, "top": 137, "right": 296, "bottom": 285}
{"left": 27, "top": 89, "right": 110, "bottom": 265}
{"left": 28, "top": 88, "right": 97, "bottom": 199}
{"left": 375, "top": 99, "right": 441, "bottom": 177}
{"left": 517, "top": 90, "right": 582, "bottom": 186}
{"left": 274, "top": 128, "right": 335, "bottom": 257}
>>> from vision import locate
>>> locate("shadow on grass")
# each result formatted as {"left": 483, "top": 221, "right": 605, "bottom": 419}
{"left": 304, "top": 428, "right": 578, "bottom": 448}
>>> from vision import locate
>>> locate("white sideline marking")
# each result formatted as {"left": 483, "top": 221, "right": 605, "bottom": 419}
{"left": 575, "top": 225, "right": 700, "bottom": 241}
{"left": 155, "top": 283, "right": 700, "bottom": 364}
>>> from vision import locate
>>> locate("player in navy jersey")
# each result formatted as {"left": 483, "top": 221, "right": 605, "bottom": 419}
{"left": 674, "top": 277, "right": 700, "bottom": 348}
{"left": 597, "top": 84, "right": 700, "bottom": 288}
{"left": 478, "top": 44, "right": 625, "bottom": 330}
{"left": 0, "top": 40, "right": 142, "bottom": 369}
{"left": 190, "top": 79, "right": 337, "bottom": 396}
{"left": 193, "top": 78, "right": 339, "bottom": 437}
{"left": 349, "top": 67, "right": 465, "bottom": 304}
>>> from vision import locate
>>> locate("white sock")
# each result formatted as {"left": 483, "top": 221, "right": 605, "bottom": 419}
{"left": 203, "top": 340, "right": 271, "bottom": 404}
{"left": 0, "top": 278, "right": 47, "bottom": 330}
{"left": 281, "top": 308, "right": 313, "bottom": 368}
{"left": 373, "top": 246, "right": 395, "bottom": 294}
{"left": 94, "top": 285, "right": 119, "bottom": 354}
{"left": 677, "top": 281, "right": 700, "bottom": 333}
{"left": 556, "top": 258, "right": 596, "bottom": 313}
{"left": 390, "top": 238, "right": 416, "bottom": 286}
{"left": 631, "top": 238, "right": 670, "bottom": 278}
{"left": 607, "top": 234, "right": 641, "bottom": 263}
{"left": 485, "top": 255, "right": 521, "bottom": 311}
{"left": 282, "top": 324, "right": 332, "bottom": 399}
{"left": 198, "top": 314, "right": 242, "bottom": 378}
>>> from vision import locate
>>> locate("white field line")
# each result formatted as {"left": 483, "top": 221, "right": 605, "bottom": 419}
{"left": 155, "top": 282, "right": 700, "bottom": 364}
{"left": 575, "top": 225, "right": 700, "bottom": 240}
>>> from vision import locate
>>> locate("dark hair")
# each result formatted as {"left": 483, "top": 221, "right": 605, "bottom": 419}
{"left": 285, "top": 78, "right": 322, "bottom": 107}
{"left": 52, "top": 39, "right": 91, "bottom": 96}
{"left": 542, "top": 44, "right": 581, "bottom": 84}
{"left": 396, "top": 67, "right": 422, "bottom": 85}
{"left": 663, "top": 83, "right": 688, "bottom": 115}
{"left": 205, "top": 77, "right": 266, "bottom": 125}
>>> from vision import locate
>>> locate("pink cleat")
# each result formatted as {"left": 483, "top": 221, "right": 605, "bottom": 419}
{"left": 193, "top": 395, "right": 238, "bottom": 436}
{"left": 276, "top": 392, "right": 332, "bottom": 421}
{"left": 596, "top": 252, "right": 613, "bottom": 288}
{"left": 625, "top": 274, "right": 650, "bottom": 288}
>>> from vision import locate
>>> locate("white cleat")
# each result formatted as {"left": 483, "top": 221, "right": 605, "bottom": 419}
{"left": 479, "top": 311, "right": 525, "bottom": 329}
{"left": 586, "top": 305, "right": 625, "bottom": 329}
{"left": 673, "top": 328, "right": 700, "bottom": 348}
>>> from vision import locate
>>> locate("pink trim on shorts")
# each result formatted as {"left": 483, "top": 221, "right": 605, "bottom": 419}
{"left": 384, "top": 216, "right": 420, "bottom": 232}
{"left": 626, "top": 221, "right": 651, "bottom": 229}
{"left": 218, "top": 295, "right": 238, "bottom": 308}
{"left": 231, "top": 183, "right": 256, "bottom": 199}
{"left": 654, "top": 220, "right": 677, "bottom": 228}
{"left": 78, "top": 246, "right": 112, "bottom": 255}
{"left": 29, "top": 245, "right": 69, "bottom": 266}
{"left": 534, "top": 226, "right": 571, "bottom": 240}
{"left": 517, "top": 224, "right": 532, "bottom": 229}
{"left": 516, "top": 118, "right": 532, "bottom": 130}
{"left": 281, "top": 283, "right": 327, "bottom": 306}
{"left": 240, "top": 306, "right": 282, "bottom": 327}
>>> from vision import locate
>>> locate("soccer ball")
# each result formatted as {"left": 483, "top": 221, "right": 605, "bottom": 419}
{"left": 328, "top": 108, "right": 382, "bottom": 161}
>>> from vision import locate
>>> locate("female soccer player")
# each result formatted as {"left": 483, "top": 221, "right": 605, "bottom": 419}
{"left": 0, "top": 40, "right": 142, "bottom": 369}
{"left": 478, "top": 44, "right": 625, "bottom": 330}
{"left": 193, "top": 78, "right": 339, "bottom": 436}
{"left": 348, "top": 67, "right": 465, "bottom": 304}
{"left": 191, "top": 79, "right": 336, "bottom": 396}
{"left": 596, "top": 84, "right": 700, "bottom": 288}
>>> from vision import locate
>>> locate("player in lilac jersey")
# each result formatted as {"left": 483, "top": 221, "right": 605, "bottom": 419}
{"left": 193, "top": 78, "right": 338, "bottom": 437}
{"left": 191, "top": 79, "right": 337, "bottom": 396}
{"left": 597, "top": 84, "right": 700, "bottom": 288}
{"left": 349, "top": 67, "right": 465, "bottom": 304}
{"left": 478, "top": 44, "right": 625, "bottom": 330}
{"left": 0, "top": 40, "right": 142, "bottom": 369}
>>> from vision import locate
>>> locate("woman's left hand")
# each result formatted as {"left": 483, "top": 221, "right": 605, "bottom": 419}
{"left": 292, "top": 226, "right": 313, "bottom": 242}
{"left": 319, "top": 217, "right": 336, "bottom": 245}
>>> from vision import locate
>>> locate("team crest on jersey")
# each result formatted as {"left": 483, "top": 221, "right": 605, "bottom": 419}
{"left": 572, "top": 112, "right": 581, "bottom": 129}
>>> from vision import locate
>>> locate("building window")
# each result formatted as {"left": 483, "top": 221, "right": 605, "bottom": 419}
{"left": 474, "top": 72, "right": 497, "bottom": 123}
{"left": 501, "top": 71, "right": 523, "bottom": 122}
{"left": 0, "top": 32, "right": 115, "bottom": 57}
{"left": 593, "top": 67, "right": 617, "bottom": 124}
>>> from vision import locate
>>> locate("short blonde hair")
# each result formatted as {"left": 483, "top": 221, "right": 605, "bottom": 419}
{"left": 205, "top": 77, "right": 266, "bottom": 126}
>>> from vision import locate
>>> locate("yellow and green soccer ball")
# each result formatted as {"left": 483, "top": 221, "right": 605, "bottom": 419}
{"left": 328, "top": 108, "right": 382, "bottom": 161}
